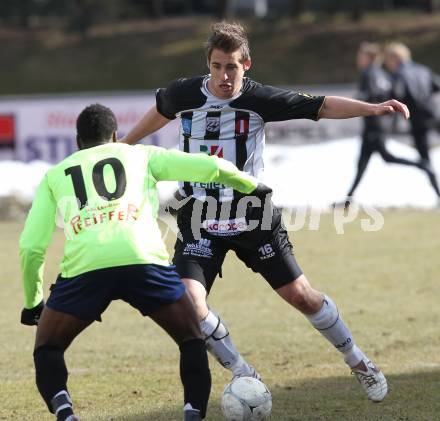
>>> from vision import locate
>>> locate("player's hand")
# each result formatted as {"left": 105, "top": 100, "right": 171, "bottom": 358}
{"left": 375, "top": 99, "right": 410, "bottom": 119}
{"left": 21, "top": 300, "right": 44, "bottom": 326}
{"left": 251, "top": 183, "right": 273, "bottom": 198}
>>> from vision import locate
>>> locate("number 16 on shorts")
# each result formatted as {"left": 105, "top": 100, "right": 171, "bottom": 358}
{"left": 258, "top": 243, "right": 275, "bottom": 260}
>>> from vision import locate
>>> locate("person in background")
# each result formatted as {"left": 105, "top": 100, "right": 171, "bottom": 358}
{"left": 340, "top": 42, "right": 431, "bottom": 207}
{"left": 384, "top": 42, "right": 440, "bottom": 200}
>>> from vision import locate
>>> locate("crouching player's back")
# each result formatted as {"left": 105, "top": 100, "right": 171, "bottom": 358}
{"left": 21, "top": 126, "right": 260, "bottom": 288}
{"left": 35, "top": 142, "right": 185, "bottom": 277}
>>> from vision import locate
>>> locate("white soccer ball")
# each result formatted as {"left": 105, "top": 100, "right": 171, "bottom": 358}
{"left": 220, "top": 377, "right": 272, "bottom": 421}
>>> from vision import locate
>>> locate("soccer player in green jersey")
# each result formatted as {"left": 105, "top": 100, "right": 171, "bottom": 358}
{"left": 19, "top": 104, "right": 267, "bottom": 421}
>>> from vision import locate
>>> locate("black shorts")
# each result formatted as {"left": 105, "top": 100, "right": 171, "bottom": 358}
{"left": 46, "top": 264, "right": 185, "bottom": 321}
{"left": 173, "top": 199, "right": 302, "bottom": 292}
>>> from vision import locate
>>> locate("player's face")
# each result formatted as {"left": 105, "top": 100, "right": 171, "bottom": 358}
{"left": 384, "top": 54, "right": 399, "bottom": 73}
{"left": 356, "top": 51, "right": 371, "bottom": 70}
{"left": 207, "top": 48, "right": 251, "bottom": 99}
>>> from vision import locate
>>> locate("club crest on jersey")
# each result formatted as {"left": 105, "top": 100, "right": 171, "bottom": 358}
{"left": 206, "top": 116, "right": 220, "bottom": 132}
{"left": 181, "top": 118, "right": 192, "bottom": 135}
{"left": 235, "top": 118, "right": 249, "bottom": 135}
{"left": 200, "top": 144, "right": 223, "bottom": 158}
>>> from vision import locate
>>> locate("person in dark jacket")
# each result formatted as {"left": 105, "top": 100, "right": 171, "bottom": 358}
{"left": 384, "top": 42, "right": 440, "bottom": 199}
{"left": 343, "top": 42, "right": 431, "bottom": 203}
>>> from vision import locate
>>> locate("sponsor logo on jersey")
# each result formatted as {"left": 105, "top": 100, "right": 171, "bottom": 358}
{"left": 182, "top": 118, "right": 192, "bottom": 135}
{"left": 206, "top": 116, "right": 220, "bottom": 132}
{"left": 210, "top": 104, "right": 224, "bottom": 109}
{"left": 202, "top": 217, "right": 247, "bottom": 236}
{"left": 183, "top": 238, "right": 213, "bottom": 258}
{"left": 69, "top": 203, "right": 139, "bottom": 235}
{"left": 298, "top": 92, "right": 313, "bottom": 98}
{"left": 0, "top": 114, "right": 16, "bottom": 148}
{"left": 191, "top": 181, "right": 225, "bottom": 189}
{"left": 200, "top": 144, "right": 223, "bottom": 158}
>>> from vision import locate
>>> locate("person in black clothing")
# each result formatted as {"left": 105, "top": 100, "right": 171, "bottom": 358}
{"left": 343, "top": 42, "right": 431, "bottom": 203}
{"left": 384, "top": 42, "right": 440, "bottom": 199}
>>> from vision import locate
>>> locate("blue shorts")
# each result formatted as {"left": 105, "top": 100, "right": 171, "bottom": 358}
{"left": 46, "top": 264, "right": 186, "bottom": 321}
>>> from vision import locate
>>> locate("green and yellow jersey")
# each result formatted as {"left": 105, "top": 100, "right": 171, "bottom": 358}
{"left": 19, "top": 143, "right": 258, "bottom": 309}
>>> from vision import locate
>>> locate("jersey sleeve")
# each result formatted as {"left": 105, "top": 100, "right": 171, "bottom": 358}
{"left": 156, "top": 77, "right": 206, "bottom": 120}
{"left": 156, "top": 83, "right": 179, "bottom": 120}
{"left": 147, "top": 146, "right": 258, "bottom": 194}
{"left": 240, "top": 84, "right": 325, "bottom": 122}
{"left": 19, "top": 174, "right": 57, "bottom": 309}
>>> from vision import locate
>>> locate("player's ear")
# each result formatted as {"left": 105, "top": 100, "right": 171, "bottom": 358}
{"left": 76, "top": 134, "right": 83, "bottom": 150}
{"left": 243, "top": 59, "right": 252, "bottom": 72}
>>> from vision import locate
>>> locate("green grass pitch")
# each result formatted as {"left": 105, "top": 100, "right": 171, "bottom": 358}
{"left": 1, "top": 210, "right": 440, "bottom": 420}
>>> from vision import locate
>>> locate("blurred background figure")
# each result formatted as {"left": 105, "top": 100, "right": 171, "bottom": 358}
{"left": 340, "top": 42, "right": 431, "bottom": 207}
{"left": 384, "top": 42, "right": 440, "bottom": 200}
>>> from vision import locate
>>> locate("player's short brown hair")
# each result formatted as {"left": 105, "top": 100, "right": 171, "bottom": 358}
{"left": 205, "top": 22, "right": 250, "bottom": 63}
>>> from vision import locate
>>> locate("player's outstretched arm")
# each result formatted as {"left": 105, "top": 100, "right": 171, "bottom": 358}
{"left": 148, "top": 147, "right": 263, "bottom": 195}
{"left": 319, "top": 96, "right": 410, "bottom": 120}
{"left": 120, "top": 106, "right": 171, "bottom": 145}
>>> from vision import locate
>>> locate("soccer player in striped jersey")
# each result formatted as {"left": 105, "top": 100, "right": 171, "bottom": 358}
{"left": 122, "top": 22, "right": 411, "bottom": 403}
{"left": 19, "top": 104, "right": 268, "bottom": 421}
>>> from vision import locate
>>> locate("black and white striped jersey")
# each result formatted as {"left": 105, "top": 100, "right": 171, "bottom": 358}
{"left": 156, "top": 75, "right": 325, "bottom": 203}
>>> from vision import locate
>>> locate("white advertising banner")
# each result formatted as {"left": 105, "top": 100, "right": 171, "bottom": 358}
{"left": 0, "top": 93, "right": 179, "bottom": 163}
{"left": 1, "top": 85, "right": 432, "bottom": 164}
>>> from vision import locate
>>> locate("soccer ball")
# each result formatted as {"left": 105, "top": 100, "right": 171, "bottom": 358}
{"left": 220, "top": 377, "right": 272, "bottom": 421}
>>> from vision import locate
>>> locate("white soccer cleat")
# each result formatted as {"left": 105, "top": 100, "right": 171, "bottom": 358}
{"left": 232, "top": 364, "right": 262, "bottom": 381}
{"left": 352, "top": 358, "right": 388, "bottom": 402}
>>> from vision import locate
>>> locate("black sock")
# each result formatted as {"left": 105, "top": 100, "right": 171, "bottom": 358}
{"left": 180, "top": 338, "right": 211, "bottom": 419}
{"left": 33, "top": 345, "right": 70, "bottom": 414}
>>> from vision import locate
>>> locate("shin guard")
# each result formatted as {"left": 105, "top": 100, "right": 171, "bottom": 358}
{"left": 306, "top": 295, "right": 355, "bottom": 353}
{"left": 200, "top": 310, "right": 240, "bottom": 370}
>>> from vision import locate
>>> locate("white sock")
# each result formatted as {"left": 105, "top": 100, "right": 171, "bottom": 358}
{"left": 343, "top": 344, "right": 366, "bottom": 368}
{"left": 200, "top": 309, "right": 251, "bottom": 376}
{"left": 184, "top": 403, "right": 194, "bottom": 411}
{"left": 305, "top": 295, "right": 365, "bottom": 367}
